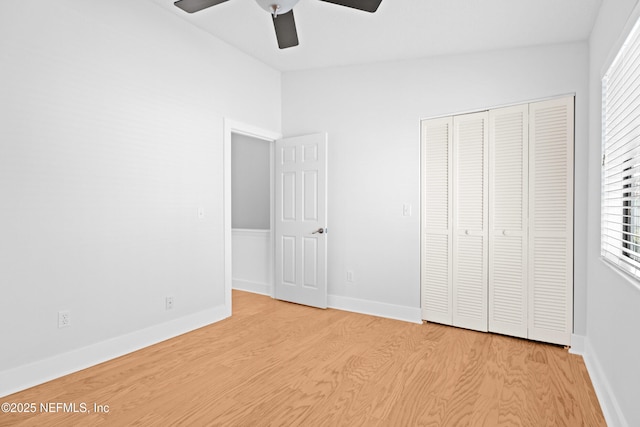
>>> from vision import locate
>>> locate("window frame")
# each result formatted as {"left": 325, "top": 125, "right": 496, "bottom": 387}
{"left": 601, "top": 14, "right": 640, "bottom": 280}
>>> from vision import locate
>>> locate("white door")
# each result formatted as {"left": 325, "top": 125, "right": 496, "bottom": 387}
{"left": 274, "top": 133, "right": 328, "bottom": 308}
{"left": 421, "top": 117, "right": 454, "bottom": 324}
{"left": 488, "top": 104, "right": 529, "bottom": 338}
{"left": 528, "top": 97, "right": 574, "bottom": 345}
{"left": 452, "top": 112, "right": 489, "bottom": 332}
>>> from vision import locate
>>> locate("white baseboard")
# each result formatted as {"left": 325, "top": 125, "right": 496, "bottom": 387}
{"left": 328, "top": 294, "right": 422, "bottom": 324}
{"left": 569, "top": 333, "right": 585, "bottom": 355}
{"left": 0, "top": 304, "right": 230, "bottom": 398}
{"left": 232, "top": 278, "right": 271, "bottom": 296}
{"left": 582, "top": 337, "right": 628, "bottom": 427}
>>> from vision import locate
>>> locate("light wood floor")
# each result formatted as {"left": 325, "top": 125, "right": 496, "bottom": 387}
{"left": 1, "top": 290, "right": 605, "bottom": 426}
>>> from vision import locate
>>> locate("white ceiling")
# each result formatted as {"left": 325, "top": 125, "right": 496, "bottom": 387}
{"left": 149, "top": 0, "right": 602, "bottom": 72}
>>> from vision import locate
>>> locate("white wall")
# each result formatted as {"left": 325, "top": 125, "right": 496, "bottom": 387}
{"left": 232, "top": 133, "right": 271, "bottom": 229}
{"left": 232, "top": 229, "right": 272, "bottom": 295}
{"left": 282, "top": 42, "right": 589, "bottom": 328}
{"left": 586, "top": 0, "right": 640, "bottom": 425}
{"left": 0, "top": 0, "right": 280, "bottom": 395}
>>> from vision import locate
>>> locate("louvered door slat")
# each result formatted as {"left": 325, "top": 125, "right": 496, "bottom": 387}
{"left": 453, "top": 112, "right": 488, "bottom": 332}
{"left": 488, "top": 104, "right": 528, "bottom": 338}
{"left": 421, "top": 117, "right": 453, "bottom": 324}
{"left": 528, "top": 97, "right": 574, "bottom": 346}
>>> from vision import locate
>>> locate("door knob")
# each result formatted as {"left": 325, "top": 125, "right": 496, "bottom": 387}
{"left": 312, "top": 227, "right": 325, "bottom": 234}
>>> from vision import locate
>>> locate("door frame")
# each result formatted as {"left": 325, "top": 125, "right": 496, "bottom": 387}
{"left": 223, "top": 118, "right": 282, "bottom": 312}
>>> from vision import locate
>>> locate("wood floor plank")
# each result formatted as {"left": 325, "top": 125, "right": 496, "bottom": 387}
{"left": 0, "top": 291, "right": 605, "bottom": 426}
{"left": 441, "top": 334, "right": 498, "bottom": 426}
{"left": 569, "top": 353, "right": 607, "bottom": 426}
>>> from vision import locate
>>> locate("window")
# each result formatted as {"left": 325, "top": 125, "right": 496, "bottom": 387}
{"left": 602, "top": 16, "right": 640, "bottom": 278}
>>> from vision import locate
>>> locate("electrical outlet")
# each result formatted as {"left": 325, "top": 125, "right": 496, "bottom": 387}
{"left": 402, "top": 203, "right": 412, "bottom": 217}
{"left": 165, "top": 296, "right": 174, "bottom": 310}
{"left": 58, "top": 310, "right": 70, "bottom": 328}
{"left": 347, "top": 271, "right": 354, "bottom": 283}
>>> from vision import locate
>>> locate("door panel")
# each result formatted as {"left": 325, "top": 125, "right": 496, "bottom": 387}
{"left": 528, "top": 97, "right": 573, "bottom": 345}
{"left": 453, "top": 112, "right": 488, "bottom": 332}
{"left": 303, "top": 237, "right": 318, "bottom": 288}
{"left": 282, "top": 172, "right": 296, "bottom": 220}
{"left": 275, "top": 133, "right": 328, "bottom": 308}
{"left": 282, "top": 236, "right": 296, "bottom": 285}
{"left": 303, "top": 171, "right": 318, "bottom": 221}
{"left": 488, "top": 104, "right": 528, "bottom": 338}
{"left": 421, "top": 117, "right": 453, "bottom": 324}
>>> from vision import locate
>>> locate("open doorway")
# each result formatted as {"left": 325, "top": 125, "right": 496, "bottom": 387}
{"left": 230, "top": 132, "right": 273, "bottom": 296}
{"left": 223, "top": 119, "right": 281, "bottom": 312}
{"left": 223, "top": 120, "right": 329, "bottom": 312}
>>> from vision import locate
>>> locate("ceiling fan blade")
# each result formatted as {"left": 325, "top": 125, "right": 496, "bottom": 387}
{"left": 272, "top": 10, "right": 299, "bottom": 49}
{"left": 174, "top": 0, "right": 230, "bottom": 14}
{"left": 318, "top": 0, "right": 382, "bottom": 13}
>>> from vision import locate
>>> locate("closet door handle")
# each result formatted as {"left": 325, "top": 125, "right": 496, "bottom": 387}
{"left": 502, "top": 230, "right": 509, "bottom": 236}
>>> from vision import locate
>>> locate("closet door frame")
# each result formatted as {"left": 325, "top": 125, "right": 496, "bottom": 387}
{"left": 420, "top": 95, "right": 574, "bottom": 346}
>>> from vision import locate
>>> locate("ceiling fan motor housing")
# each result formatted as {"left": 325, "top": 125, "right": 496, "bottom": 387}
{"left": 254, "top": 0, "right": 301, "bottom": 16}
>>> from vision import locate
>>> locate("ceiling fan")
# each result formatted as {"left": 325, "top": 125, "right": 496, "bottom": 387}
{"left": 173, "top": 0, "right": 383, "bottom": 49}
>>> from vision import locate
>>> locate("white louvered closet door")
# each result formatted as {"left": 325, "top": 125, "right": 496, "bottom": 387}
{"left": 453, "top": 112, "right": 489, "bottom": 332}
{"left": 528, "top": 97, "right": 574, "bottom": 346}
{"left": 421, "top": 117, "right": 453, "bottom": 325}
{"left": 488, "top": 105, "right": 529, "bottom": 338}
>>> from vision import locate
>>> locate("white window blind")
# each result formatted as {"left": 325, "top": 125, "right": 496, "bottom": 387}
{"left": 602, "top": 16, "right": 640, "bottom": 278}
